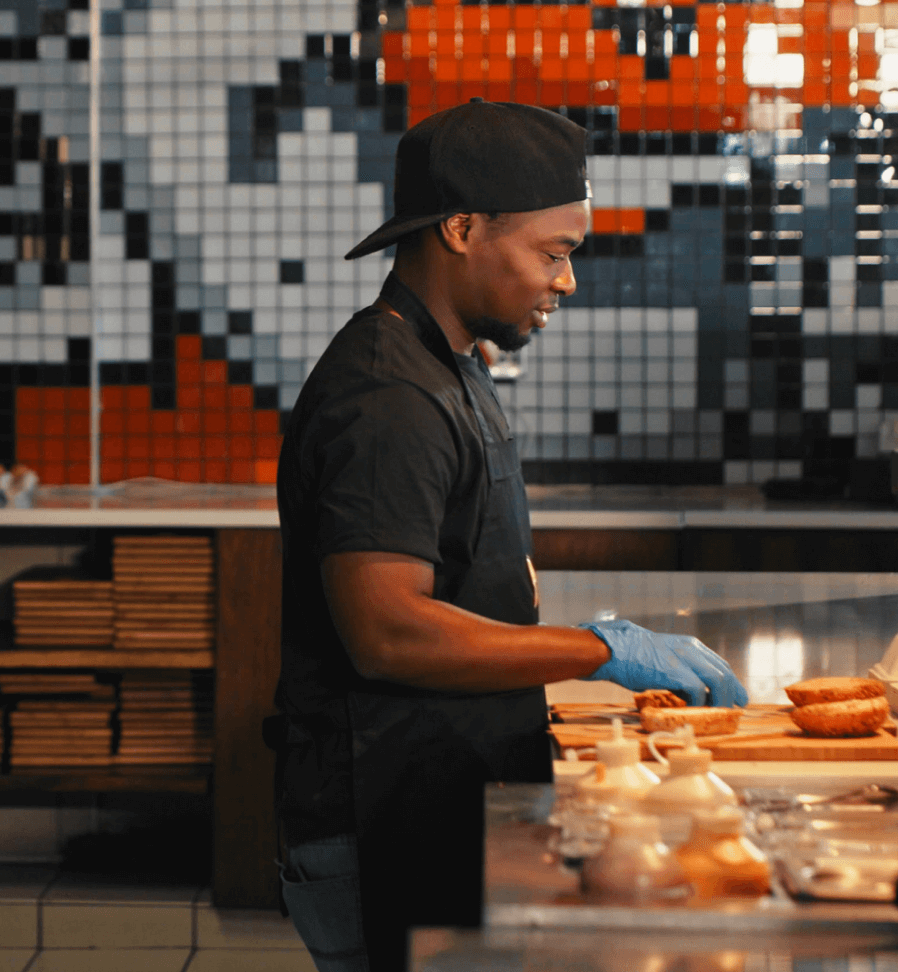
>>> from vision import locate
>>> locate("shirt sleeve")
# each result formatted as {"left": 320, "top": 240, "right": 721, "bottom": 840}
{"left": 306, "top": 378, "right": 460, "bottom": 565}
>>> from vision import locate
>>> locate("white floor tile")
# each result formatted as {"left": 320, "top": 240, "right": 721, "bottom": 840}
{"left": 27, "top": 949, "right": 191, "bottom": 972}
{"left": 0, "top": 950, "right": 35, "bottom": 972}
{"left": 41, "top": 903, "right": 193, "bottom": 949}
{"left": 0, "top": 904, "right": 38, "bottom": 949}
{"left": 194, "top": 904, "right": 307, "bottom": 950}
{"left": 185, "top": 949, "right": 317, "bottom": 972}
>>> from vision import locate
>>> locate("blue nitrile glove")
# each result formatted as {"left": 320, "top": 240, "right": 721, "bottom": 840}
{"left": 579, "top": 619, "right": 748, "bottom": 708}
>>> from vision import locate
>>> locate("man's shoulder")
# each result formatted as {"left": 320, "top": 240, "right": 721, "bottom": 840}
{"left": 310, "top": 304, "right": 457, "bottom": 393}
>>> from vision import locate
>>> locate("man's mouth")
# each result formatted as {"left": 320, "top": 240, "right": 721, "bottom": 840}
{"left": 535, "top": 305, "right": 558, "bottom": 326}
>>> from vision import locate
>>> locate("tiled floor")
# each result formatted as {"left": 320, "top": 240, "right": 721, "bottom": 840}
{"left": 0, "top": 865, "right": 316, "bottom": 972}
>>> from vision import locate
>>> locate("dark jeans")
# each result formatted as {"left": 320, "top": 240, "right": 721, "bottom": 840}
{"left": 280, "top": 833, "right": 371, "bottom": 972}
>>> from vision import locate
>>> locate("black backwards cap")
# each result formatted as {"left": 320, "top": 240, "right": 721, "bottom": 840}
{"left": 344, "top": 99, "right": 590, "bottom": 260}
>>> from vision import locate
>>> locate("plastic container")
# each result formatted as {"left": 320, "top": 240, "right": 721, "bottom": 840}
{"left": 575, "top": 718, "right": 660, "bottom": 804}
{"left": 675, "top": 807, "right": 770, "bottom": 900}
{"left": 642, "top": 725, "right": 738, "bottom": 844}
{"left": 643, "top": 724, "right": 738, "bottom": 814}
{"left": 580, "top": 812, "right": 692, "bottom": 905}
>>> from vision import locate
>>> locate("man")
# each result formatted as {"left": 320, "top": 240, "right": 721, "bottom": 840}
{"left": 275, "top": 100, "right": 747, "bottom": 972}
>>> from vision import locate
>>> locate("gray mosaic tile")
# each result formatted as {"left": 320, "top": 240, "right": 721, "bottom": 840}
{"left": 68, "top": 264, "right": 90, "bottom": 286}
{"left": 123, "top": 10, "right": 147, "bottom": 32}
{"left": 175, "top": 236, "right": 201, "bottom": 259}
{"left": 15, "top": 286, "right": 40, "bottom": 310}
{"left": 176, "top": 285, "right": 201, "bottom": 309}
{"left": 228, "top": 336, "right": 252, "bottom": 360}
{"left": 202, "top": 289, "right": 227, "bottom": 311}
{"left": 123, "top": 187, "right": 149, "bottom": 210}
{"left": 149, "top": 235, "right": 174, "bottom": 260}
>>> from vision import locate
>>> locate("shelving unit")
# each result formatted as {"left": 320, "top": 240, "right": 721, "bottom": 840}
{"left": 0, "top": 514, "right": 282, "bottom": 908}
{"left": 0, "top": 535, "right": 218, "bottom": 800}
{"left": 0, "top": 646, "right": 215, "bottom": 795}
{"left": 0, "top": 764, "right": 211, "bottom": 794}
{"left": 0, "top": 649, "right": 214, "bottom": 669}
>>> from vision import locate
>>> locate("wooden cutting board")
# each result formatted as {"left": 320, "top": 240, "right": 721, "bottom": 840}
{"left": 549, "top": 703, "right": 898, "bottom": 761}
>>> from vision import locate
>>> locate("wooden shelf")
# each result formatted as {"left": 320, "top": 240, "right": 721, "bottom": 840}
{"left": 0, "top": 648, "right": 214, "bottom": 669}
{"left": 0, "top": 765, "right": 212, "bottom": 794}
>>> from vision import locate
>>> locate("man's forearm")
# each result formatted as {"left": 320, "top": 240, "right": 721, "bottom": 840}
{"left": 322, "top": 550, "right": 610, "bottom": 692}
{"left": 353, "top": 596, "right": 610, "bottom": 692}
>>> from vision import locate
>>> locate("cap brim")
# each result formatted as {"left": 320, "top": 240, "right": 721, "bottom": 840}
{"left": 344, "top": 211, "right": 452, "bottom": 260}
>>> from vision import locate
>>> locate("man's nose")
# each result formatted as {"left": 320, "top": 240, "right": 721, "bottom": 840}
{"left": 553, "top": 260, "right": 576, "bottom": 297}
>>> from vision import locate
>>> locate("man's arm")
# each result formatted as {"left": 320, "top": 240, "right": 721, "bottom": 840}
{"left": 321, "top": 550, "right": 609, "bottom": 693}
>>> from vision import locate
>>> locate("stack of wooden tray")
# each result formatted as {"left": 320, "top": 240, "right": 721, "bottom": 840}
{"left": 112, "top": 536, "right": 215, "bottom": 650}
{"left": 0, "top": 673, "right": 115, "bottom": 767}
{"left": 12, "top": 581, "right": 114, "bottom": 647}
{"left": 115, "top": 672, "right": 214, "bottom": 766}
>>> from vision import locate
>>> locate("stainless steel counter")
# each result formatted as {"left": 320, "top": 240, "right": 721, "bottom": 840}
{"left": 3, "top": 481, "right": 898, "bottom": 529}
{"left": 408, "top": 779, "right": 898, "bottom": 970}
{"left": 411, "top": 926, "right": 898, "bottom": 971}
{"left": 483, "top": 783, "right": 898, "bottom": 933}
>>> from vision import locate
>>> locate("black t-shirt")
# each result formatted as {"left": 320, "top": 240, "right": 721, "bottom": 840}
{"left": 275, "top": 274, "right": 517, "bottom": 839}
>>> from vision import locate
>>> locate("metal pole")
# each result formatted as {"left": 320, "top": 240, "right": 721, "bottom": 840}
{"left": 88, "top": 0, "right": 101, "bottom": 494}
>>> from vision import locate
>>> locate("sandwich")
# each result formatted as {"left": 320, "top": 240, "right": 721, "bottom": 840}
{"left": 785, "top": 677, "right": 889, "bottom": 737}
{"left": 638, "top": 705, "right": 742, "bottom": 736}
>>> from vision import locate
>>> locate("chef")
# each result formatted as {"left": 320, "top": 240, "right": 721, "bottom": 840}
{"left": 274, "top": 100, "right": 748, "bottom": 972}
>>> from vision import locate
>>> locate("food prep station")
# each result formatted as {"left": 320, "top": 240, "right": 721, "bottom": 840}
{"left": 5, "top": 485, "right": 898, "bottom": 934}
{"left": 414, "top": 569, "right": 898, "bottom": 970}
{"left": 411, "top": 779, "right": 898, "bottom": 971}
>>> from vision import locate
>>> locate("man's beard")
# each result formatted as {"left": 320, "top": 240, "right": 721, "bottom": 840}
{"left": 467, "top": 316, "right": 535, "bottom": 353}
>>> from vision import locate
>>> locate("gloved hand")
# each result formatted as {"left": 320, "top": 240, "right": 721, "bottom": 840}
{"left": 579, "top": 619, "right": 748, "bottom": 708}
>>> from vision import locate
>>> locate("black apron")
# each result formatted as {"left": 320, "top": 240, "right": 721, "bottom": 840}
{"left": 349, "top": 276, "right": 552, "bottom": 971}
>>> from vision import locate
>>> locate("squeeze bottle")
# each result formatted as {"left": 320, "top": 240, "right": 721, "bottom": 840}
{"left": 576, "top": 718, "right": 660, "bottom": 803}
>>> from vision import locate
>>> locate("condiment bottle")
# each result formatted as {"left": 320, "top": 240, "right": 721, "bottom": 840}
{"left": 643, "top": 725, "right": 738, "bottom": 815}
{"left": 580, "top": 812, "right": 692, "bottom": 904}
{"left": 675, "top": 807, "right": 770, "bottom": 900}
{"left": 576, "top": 718, "right": 660, "bottom": 804}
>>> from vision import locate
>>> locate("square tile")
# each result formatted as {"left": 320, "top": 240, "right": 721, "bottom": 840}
{"left": 27, "top": 950, "right": 190, "bottom": 972}
{"left": 185, "top": 950, "right": 317, "bottom": 972}
{"left": 195, "top": 892, "right": 306, "bottom": 950}
{"left": 0, "top": 951, "right": 34, "bottom": 972}
{"left": 0, "top": 905, "right": 37, "bottom": 949}
{"left": 42, "top": 904, "right": 192, "bottom": 949}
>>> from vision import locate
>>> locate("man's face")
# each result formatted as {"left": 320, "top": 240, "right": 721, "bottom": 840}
{"left": 457, "top": 200, "right": 591, "bottom": 353}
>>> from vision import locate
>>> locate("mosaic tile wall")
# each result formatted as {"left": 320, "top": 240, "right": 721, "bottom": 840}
{"left": 2, "top": 0, "right": 898, "bottom": 487}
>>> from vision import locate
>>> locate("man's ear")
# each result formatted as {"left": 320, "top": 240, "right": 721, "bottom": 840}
{"left": 438, "top": 213, "right": 473, "bottom": 253}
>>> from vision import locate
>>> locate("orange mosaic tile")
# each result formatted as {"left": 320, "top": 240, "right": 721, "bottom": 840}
{"left": 389, "top": 0, "right": 864, "bottom": 134}
{"left": 16, "top": 319, "right": 282, "bottom": 484}
{"left": 592, "top": 209, "right": 646, "bottom": 236}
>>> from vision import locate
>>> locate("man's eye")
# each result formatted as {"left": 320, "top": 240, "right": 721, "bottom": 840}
{"left": 548, "top": 254, "right": 564, "bottom": 263}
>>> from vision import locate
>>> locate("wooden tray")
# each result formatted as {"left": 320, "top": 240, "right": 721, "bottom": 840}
{"left": 549, "top": 703, "right": 898, "bottom": 761}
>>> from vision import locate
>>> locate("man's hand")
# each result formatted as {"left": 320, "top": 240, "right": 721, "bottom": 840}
{"left": 579, "top": 620, "right": 748, "bottom": 708}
